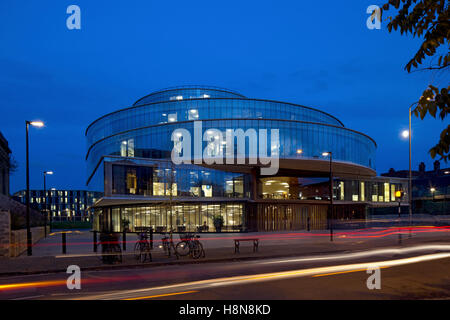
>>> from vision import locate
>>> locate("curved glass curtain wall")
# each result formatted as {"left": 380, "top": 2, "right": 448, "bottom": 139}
{"left": 86, "top": 98, "right": 344, "bottom": 147}
{"left": 133, "top": 87, "right": 245, "bottom": 105}
{"left": 86, "top": 119, "right": 376, "bottom": 181}
{"left": 106, "top": 157, "right": 251, "bottom": 199}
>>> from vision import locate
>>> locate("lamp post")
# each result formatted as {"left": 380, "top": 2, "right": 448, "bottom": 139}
{"left": 401, "top": 105, "right": 413, "bottom": 228}
{"left": 408, "top": 106, "right": 412, "bottom": 222}
{"left": 25, "top": 120, "right": 44, "bottom": 256}
{"left": 322, "top": 152, "right": 333, "bottom": 241}
{"left": 43, "top": 171, "right": 53, "bottom": 236}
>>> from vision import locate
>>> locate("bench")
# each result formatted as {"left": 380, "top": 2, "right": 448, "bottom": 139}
{"left": 234, "top": 238, "right": 259, "bottom": 253}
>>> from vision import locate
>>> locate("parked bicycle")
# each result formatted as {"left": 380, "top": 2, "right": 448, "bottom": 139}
{"left": 134, "top": 232, "right": 152, "bottom": 262}
{"left": 98, "top": 232, "right": 122, "bottom": 264}
{"left": 160, "top": 229, "right": 179, "bottom": 259}
{"left": 176, "top": 233, "right": 205, "bottom": 259}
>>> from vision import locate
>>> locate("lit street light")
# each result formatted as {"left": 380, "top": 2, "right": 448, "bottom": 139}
{"left": 322, "top": 151, "right": 333, "bottom": 241}
{"left": 401, "top": 130, "right": 409, "bottom": 139}
{"left": 25, "top": 120, "right": 45, "bottom": 256}
{"left": 43, "top": 171, "right": 53, "bottom": 236}
{"left": 430, "top": 187, "right": 436, "bottom": 201}
{"left": 400, "top": 104, "right": 414, "bottom": 226}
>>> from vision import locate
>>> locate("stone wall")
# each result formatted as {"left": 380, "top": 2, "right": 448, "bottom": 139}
{"left": 10, "top": 226, "right": 48, "bottom": 257}
{"left": 0, "top": 210, "right": 49, "bottom": 257}
{"left": 0, "top": 210, "right": 10, "bottom": 257}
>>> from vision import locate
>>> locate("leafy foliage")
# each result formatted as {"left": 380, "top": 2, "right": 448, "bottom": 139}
{"left": 381, "top": 0, "right": 450, "bottom": 161}
{"left": 213, "top": 215, "right": 224, "bottom": 229}
{"left": 8, "top": 155, "right": 18, "bottom": 172}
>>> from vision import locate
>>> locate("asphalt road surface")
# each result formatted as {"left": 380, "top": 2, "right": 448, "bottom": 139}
{"left": 1, "top": 243, "right": 450, "bottom": 300}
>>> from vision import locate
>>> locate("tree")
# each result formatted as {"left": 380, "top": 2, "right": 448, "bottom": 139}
{"left": 381, "top": 0, "right": 450, "bottom": 161}
{"left": 8, "top": 155, "right": 18, "bottom": 173}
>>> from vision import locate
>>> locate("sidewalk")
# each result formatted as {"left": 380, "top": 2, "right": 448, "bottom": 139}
{"left": 1, "top": 225, "right": 449, "bottom": 276}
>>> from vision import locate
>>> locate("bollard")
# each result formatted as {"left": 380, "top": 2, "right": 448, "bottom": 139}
{"left": 307, "top": 216, "right": 310, "bottom": 232}
{"left": 149, "top": 227, "right": 153, "bottom": 249}
{"left": 62, "top": 232, "right": 67, "bottom": 254}
{"left": 122, "top": 230, "right": 126, "bottom": 251}
{"left": 93, "top": 231, "right": 97, "bottom": 253}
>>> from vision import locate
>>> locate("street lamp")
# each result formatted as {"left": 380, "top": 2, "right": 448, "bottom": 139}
{"left": 322, "top": 151, "right": 333, "bottom": 241}
{"left": 43, "top": 171, "right": 53, "bottom": 236}
{"left": 430, "top": 187, "right": 436, "bottom": 201}
{"left": 25, "top": 120, "right": 45, "bottom": 256}
{"left": 400, "top": 105, "right": 413, "bottom": 225}
{"left": 401, "top": 130, "right": 409, "bottom": 139}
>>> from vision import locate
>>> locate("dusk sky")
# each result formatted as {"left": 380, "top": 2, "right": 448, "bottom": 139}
{"left": 1, "top": 0, "right": 448, "bottom": 194}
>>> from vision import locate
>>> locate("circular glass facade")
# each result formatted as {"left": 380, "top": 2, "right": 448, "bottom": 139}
{"left": 86, "top": 86, "right": 376, "bottom": 182}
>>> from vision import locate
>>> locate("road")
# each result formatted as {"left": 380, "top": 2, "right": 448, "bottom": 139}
{"left": 1, "top": 243, "right": 450, "bottom": 300}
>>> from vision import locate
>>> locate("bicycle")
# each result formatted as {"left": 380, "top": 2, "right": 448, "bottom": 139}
{"left": 160, "top": 229, "right": 179, "bottom": 259}
{"left": 98, "top": 233, "right": 122, "bottom": 264}
{"left": 134, "top": 232, "right": 152, "bottom": 262}
{"left": 176, "top": 233, "right": 205, "bottom": 259}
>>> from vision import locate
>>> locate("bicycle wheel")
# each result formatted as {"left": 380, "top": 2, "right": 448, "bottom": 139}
{"left": 191, "top": 241, "right": 204, "bottom": 259}
{"left": 112, "top": 244, "right": 122, "bottom": 263}
{"left": 161, "top": 237, "right": 169, "bottom": 254}
{"left": 139, "top": 242, "right": 151, "bottom": 263}
{"left": 134, "top": 242, "right": 141, "bottom": 260}
{"left": 96, "top": 242, "right": 104, "bottom": 262}
{"left": 175, "top": 241, "right": 190, "bottom": 256}
{"left": 102, "top": 245, "right": 113, "bottom": 264}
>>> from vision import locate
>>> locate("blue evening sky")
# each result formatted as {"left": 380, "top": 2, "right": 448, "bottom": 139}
{"left": 1, "top": 0, "right": 448, "bottom": 193}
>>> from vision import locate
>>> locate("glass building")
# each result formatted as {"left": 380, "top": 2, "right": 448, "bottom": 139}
{"left": 13, "top": 189, "right": 102, "bottom": 222}
{"left": 86, "top": 86, "right": 408, "bottom": 233}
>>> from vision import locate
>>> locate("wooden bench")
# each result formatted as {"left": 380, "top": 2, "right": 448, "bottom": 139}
{"left": 234, "top": 238, "right": 259, "bottom": 253}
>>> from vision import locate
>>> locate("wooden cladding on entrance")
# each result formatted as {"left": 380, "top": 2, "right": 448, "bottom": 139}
{"left": 256, "top": 204, "right": 328, "bottom": 231}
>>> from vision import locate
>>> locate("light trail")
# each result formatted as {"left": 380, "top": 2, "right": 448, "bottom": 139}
{"left": 2, "top": 243, "right": 450, "bottom": 297}
{"left": 78, "top": 251, "right": 450, "bottom": 300}
{"left": 9, "top": 225, "right": 450, "bottom": 251}
{"left": 260, "top": 244, "right": 450, "bottom": 265}
{"left": 123, "top": 290, "right": 198, "bottom": 300}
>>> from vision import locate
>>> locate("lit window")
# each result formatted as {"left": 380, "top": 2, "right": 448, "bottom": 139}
{"left": 167, "top": 183, "right": 177, "bottom": 196}
{"left": 153, "top": 182, "right": 165, "bottom": 196}
{"left": 120, "top": 139, "right": 134, "bottom": 157}
{"left": 360, "top": 182, "right": 365, "bottom": 201}
{"left": 188, "top": 109, "right": 199, "bottom": 120}
{"left": 190, "top": 187, "right": 200, "bottom": 197}
{"left": 201, "top": 185, "right": 212, "bottom": 197}
{"left": 127, "top": 170, "right": 137, "bottom": 194}
{"left": 384, "top": 183, "right": 389, "bottom": 202}
{"left": 168, "top": 113, "right": 177, "bottom": 122}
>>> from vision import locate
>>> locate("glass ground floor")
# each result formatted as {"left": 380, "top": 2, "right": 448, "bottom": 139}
{"left": 93, "top": 202, "right": 246, "bottom": 233}
{"left": 92, "top": 200, "right": 377, "bottom": 233}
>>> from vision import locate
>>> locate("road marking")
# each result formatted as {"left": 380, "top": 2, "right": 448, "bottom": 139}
{"left": 11, "top": 295, "right": 44, "bottom": 300}
{"left": 123, "top": 290, "right": 198, "bottom": 300}
{"left": 312, "top": 266, "right": 389, "bottom": 277}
